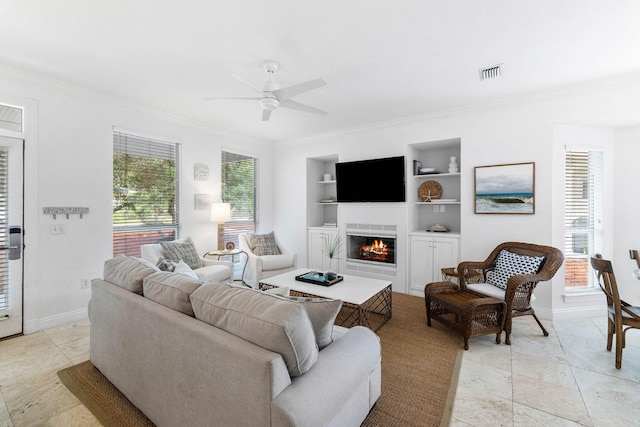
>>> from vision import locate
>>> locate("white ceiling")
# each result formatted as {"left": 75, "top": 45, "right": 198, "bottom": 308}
{"left": 1, "top": 1, "right": 640, "bottom": 142}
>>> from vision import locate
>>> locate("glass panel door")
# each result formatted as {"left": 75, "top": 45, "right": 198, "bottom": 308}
{"left": 0, "top": 136, "right": 24, "bottom": 338}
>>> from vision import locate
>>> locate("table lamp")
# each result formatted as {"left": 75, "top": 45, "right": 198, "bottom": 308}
{"left": 211, "top": 202, "right": 231, "bottom": 250}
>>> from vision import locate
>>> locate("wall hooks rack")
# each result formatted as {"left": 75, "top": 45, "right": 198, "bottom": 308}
{"left": 43, "top": 207, "right": 89, "bottom": 219}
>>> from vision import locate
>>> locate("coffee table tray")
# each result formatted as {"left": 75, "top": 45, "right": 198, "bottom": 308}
{"left": 295, "top": 271, "right": 343, "bottom": 286}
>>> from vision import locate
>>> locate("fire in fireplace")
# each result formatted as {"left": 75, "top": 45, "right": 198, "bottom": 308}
{"left": 347, "top": 234, "right": 396, "bottom": 265}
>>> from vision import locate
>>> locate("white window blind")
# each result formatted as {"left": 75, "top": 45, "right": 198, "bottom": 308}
{"left": 564, "top": 149, "right": 604, "bottom": 289}
{"left": 113, "top": 131, "right": 180, "bottom": 256}
{"left": 0, "top": 149, "right": 8, "bottom": 310}
{"left": 221, "top": 151, "right": 258, "bottom": 248}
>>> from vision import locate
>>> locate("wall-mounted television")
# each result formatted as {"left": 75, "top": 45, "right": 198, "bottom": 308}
{"left": 336, "top": 156, "right": 406, "bottom": 202}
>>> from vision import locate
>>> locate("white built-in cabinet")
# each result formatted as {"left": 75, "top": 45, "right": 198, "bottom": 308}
{"left": 408, "top": 232, "right": 460, "bottom": 296}
{"left": 307, "top": 227, "right": 338, "bottom": 271}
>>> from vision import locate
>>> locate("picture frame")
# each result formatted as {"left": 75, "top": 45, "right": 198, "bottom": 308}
{"left": 194, "top": 163, "right": 209, "bottom": 181}
{"left": 194, "top": 194, "right": 210, "bottom": 210}
{"left": 474, "top": 162, "right": 535, "bottom": 214}
{"left": 413, "top": 160, "right": 423, "bottom": 176}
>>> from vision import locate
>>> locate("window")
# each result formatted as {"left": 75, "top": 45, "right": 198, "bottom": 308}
{"left": 113, "top": 131, "right": 180, "bottom": 256}
{"left": 0, "top": 104, "right": 22, "bottom": 132}
{"left": 564, "top": 148, "right": 604, "bottom": 289}
{"left": 221, "top": 151, "right": 258, "bottom": 248}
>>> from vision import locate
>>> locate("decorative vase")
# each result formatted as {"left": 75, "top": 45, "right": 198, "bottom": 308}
{"left": 326, "top": 258, "right": 337, "bottom": 281}
{"left": 448, "top": 156, "right": 458, "bottom": 173}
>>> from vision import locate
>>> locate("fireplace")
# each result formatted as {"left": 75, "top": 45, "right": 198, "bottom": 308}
{"left": 347, "top": 234, "right": 396, "bottom": 266}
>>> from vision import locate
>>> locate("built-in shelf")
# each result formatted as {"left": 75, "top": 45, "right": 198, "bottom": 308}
{"left": 307, "top": 155, "right": 339, "bottom": 228}
{"left": 413, "top": 172, "right": 460, "bottom": 179}
{"left": 408, "top": 138, "right": 461, "bottom": 235}
{"left": 414, "top": 201, "right": 460, "bottom": 205}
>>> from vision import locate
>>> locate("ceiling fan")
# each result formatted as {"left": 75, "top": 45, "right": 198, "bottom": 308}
{"left": 203, "top": 60, "right": 327, "bottom": 121}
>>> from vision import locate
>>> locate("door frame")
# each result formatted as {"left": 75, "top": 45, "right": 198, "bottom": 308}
{"left": 0, "top": 94, "right": 39, "bottom": 335}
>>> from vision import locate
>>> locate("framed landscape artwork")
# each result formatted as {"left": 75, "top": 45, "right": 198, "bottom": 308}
{"left": 474, "top": 162, "right": 535, "bottom": 214}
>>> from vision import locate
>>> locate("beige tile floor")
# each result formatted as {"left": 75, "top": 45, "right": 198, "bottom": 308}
{"left": 450, "top": 316, "right": 640, "bottom": 426}
{"left": 0, "top": 316, "right": 638, "bottom": 426}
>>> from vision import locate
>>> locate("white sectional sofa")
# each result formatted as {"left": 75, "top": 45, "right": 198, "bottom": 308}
{"left": 89, "top": 256, "right": 381, "bottom": 427}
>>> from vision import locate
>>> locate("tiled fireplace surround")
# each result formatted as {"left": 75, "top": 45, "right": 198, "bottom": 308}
{"left": 338, "top": 205, "right": 407, "bottom": 293}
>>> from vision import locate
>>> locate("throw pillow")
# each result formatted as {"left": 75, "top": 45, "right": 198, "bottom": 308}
{"left": 275, "top": 295, "right": 343, "bottom": 350}
{"left": 486, "top": 249, "right": 545, "bottom": 290}
{"left": 249, "top": 232, "right": 281, "bottom": 256}
{"left": 173, "top": 260, "right": 199, "bottom": 279}
{"left": 161, "top": 237, "right": 202, "bottom": 270}
{"left": 156, "top": 259, "right": 176, "bottom": 272}
{"left": 143, "top": 271, "right": 203, "bottom": 316}
{"left": 190, "top": 283, "right": 318, "bottom": 377}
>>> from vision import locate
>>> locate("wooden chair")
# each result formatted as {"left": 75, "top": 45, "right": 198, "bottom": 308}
{"left": 590, "top": 254, "right": 640, "bottom": 369}
{"left": 457, "top": 242, "right": 564, "bottom": 345}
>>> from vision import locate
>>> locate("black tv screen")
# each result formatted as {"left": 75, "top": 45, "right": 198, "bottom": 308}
{"left": 336, "top": 156, "right": 406, "bottom": 202}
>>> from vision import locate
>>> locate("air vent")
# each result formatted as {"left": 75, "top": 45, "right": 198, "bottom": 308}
{"left": 480, "top": 64, "right": 503, "bottom": 80}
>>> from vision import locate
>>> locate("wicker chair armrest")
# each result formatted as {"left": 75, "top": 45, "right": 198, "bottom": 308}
{"left": 457, "top": 261, "right": 491, "bottom": 289}
{"left": 503, "top": 273, "right": 544, "bottom": 309}
{"left": 425, "top": 281, "right": 460, "bottom": 295}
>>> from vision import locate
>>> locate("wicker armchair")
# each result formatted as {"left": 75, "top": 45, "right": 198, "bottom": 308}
{"left": 457, "top": 242, "right": 564, "bottom": 345}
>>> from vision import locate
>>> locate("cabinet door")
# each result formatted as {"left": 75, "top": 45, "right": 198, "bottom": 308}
{"left": 432, "top": 237, "right": 459, "bottom": 278}
{"left": 308, "top": 229, "right": 338, "bottom": 271}
{"left": 409, "top": 236, "right": 435, "bottom": 292}
{"left": 308, "top": 230, "right": 325, "bottom": 271}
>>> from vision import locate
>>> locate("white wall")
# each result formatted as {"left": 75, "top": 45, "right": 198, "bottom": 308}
{"left": 613, "top": 125, "right": 640, "bottom": 305}
{"left": 0, "top": 66, "right": 272, "bottom": 332}
{"left": 274, "top": 74, "right": 640, "bottom": 320}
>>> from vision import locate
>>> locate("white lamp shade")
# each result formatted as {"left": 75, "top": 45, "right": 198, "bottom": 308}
{"left": 210, "top": 203, "right": 231, "bottom": 222}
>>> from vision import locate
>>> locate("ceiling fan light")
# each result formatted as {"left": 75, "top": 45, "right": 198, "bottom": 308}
{"left": 260, "top": 97, "right": 280, "bottom": 111}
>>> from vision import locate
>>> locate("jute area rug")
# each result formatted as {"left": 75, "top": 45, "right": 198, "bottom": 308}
{"left": 58, "top": 292, "right": 462, "bottom": 427}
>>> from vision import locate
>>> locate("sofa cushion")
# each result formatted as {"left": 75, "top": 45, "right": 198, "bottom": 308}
{"left": 190, "top": 283, "right": 318, "bottom": 377}
{"left": 248, "top": 232, "right": 281, "bottom": 256}
{"left": 103, "top": 256, "right": 159, "bottom": 294}
{"left": 276, "top": 295, "right": 342, "bottom": 349}
{"left": 261, "top": 253, "right": 295, "bottom": 271}
{"left": 467, "top": 282, "right": 537, "bottom": 303}
{"left": 161, "top": 237, "right": 202, "bottom": 270}
{"left": 486, "top": 249, "right": 545, "bottom": 290}
{"left": 143, "top": 271, "right": 203, "bottom": 316}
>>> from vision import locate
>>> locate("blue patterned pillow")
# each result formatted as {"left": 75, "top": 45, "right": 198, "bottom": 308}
{"left": 486, "top": 250, "right": 544, "bottom": 290}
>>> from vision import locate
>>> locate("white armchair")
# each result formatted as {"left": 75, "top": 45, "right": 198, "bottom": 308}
{"left": 239, "top": 232, "right": 297, "bottom": 288}
{"left": 140, "top": 238, "right": 233, "bottom": 283}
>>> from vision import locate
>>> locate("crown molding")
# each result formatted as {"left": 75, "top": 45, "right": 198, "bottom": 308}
{"left": 0, "top": 63, "right": 269, "bottom": 145}
{"left": 277, "top": 71, "right": 640, "bottom": 146}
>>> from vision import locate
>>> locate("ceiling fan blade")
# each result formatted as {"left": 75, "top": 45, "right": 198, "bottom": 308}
{"left": 228, "top": 71, "right": 264, "bottom": 96}
{"left": 272, "top": 79, "right": 326, "bottom": 101}
{"left": 201, "top": 97, "right": 261, "bottom": 101}
{"left": 279, "top": 99, "right": 328, "bottom": 116}
{"left": 262, "top": 108, "right": 272, "bottom": 121}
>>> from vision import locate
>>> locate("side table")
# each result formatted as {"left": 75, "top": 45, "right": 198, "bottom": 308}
{"left": 203, "top": 249, "right": 249, "bottom": 287}
{"left": 425, "top": 281, "right": 506, "bottom": 350}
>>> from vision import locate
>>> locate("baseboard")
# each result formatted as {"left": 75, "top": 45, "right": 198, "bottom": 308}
{"left": 551, "top": 305, "right": 606, "bottom": 320}
{"left": 24, "top": 308, "right": 89, "bottom": 334}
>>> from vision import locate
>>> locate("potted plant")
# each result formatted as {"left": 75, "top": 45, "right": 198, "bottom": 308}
{"left": 322, "top": 235, "right": 342, "bottom": 281}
